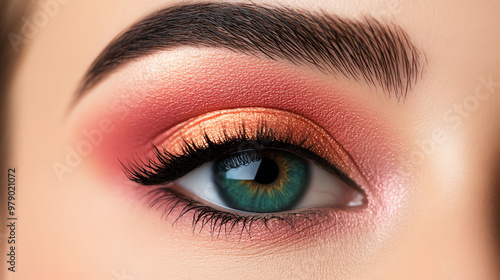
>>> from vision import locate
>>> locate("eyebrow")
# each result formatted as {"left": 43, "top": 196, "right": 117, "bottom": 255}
{"left": 76, "top": 2, "right": 425, "bottom": 101}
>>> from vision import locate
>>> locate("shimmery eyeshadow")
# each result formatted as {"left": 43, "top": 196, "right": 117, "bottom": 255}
{"left": 66, "top": 48, "right": 412, "bottom": 247}
{"left": 151, "top": 108, "right": 355, "bottom": 179}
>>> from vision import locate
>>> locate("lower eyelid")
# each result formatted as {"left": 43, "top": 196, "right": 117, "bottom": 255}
{"left": 143, "top": 185, "right": 346, "bottom": 241}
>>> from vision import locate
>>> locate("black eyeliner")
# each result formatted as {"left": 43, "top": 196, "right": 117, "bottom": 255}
{"left": 121, "top": 121, "right": 361, "bottom": 193}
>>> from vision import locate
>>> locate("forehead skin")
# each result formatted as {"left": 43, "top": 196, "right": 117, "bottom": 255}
{"left": 8, "top": 0, "right": 500, "bottom": 279}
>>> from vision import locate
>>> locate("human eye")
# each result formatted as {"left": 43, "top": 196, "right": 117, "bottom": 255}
{"left": 64, "top": 0, "right": 421, "bottom": 243}
{"left": 65, "top": 42, "right": 413, "bottom": 244}
{"left": 122, "top": 108, "right": 367, "bottom": 235}
{"left": 65, "top": 44, "right": 412, "bottom": 246}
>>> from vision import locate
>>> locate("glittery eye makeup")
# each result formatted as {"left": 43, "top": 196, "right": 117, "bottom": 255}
{"left": 120, "top": 108, "right": 367, "bottom": 233}
{"left": 66, "top": 47, "right": 412, "bottom": 243}
{"left": 67, "top": 6, "right": 424, "bottom": 239}
{"left": 128, "top": 108, "right": 363, "bottom": 187}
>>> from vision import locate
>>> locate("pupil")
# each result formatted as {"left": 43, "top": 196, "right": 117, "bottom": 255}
{"left": 254, "top": 157, "right": 279, "bottom": 184}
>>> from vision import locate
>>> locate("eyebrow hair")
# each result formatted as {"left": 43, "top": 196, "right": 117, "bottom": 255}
{"left": 77, "top": 2, "right": 425, "bottom": 101}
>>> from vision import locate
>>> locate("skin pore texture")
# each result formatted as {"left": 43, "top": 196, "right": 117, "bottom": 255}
{"left": 5, "top": 0, "right": 500, "bottom": 280}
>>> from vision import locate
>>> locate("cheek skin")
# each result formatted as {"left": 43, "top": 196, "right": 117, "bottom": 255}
{"left": 66, "top": 48, "right": 411, "bottom": 250}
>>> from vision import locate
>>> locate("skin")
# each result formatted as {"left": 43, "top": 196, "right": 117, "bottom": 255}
{"left": 4, "top": 0, "right": 500, "bottom": 279}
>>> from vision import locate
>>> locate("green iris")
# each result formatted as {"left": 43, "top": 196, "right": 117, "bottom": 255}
{"left": 212, "top": 149, "right": 310, "bottom": 213}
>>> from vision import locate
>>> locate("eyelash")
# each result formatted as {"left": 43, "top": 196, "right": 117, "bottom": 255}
{"left": 122, "top": 121, "right": 361, "bottom": 236}
{"left": 145, "top": 187, "right": 330, "bottom": 237}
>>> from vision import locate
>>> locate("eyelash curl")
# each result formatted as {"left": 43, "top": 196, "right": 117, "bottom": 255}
{"left": 121, "top": 120, "right": 362, "bottom": 237}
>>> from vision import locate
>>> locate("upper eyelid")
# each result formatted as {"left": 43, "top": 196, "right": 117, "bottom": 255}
{"left": 122, "top": 109, "right": 367, "bottom": 198}
{"left": 74, "top": 2, "right": 426, "bottom": 104}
